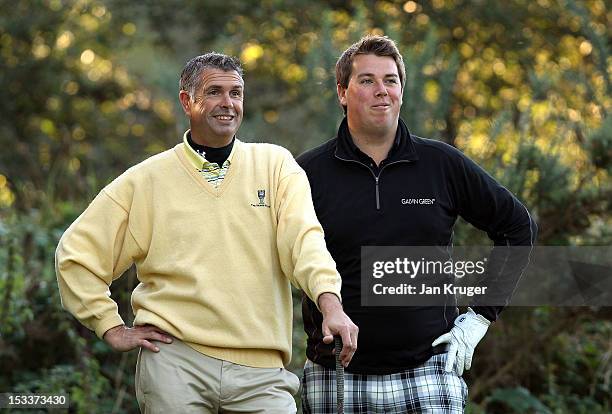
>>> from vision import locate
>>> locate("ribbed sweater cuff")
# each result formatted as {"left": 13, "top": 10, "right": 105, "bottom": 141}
{"left": 312, "top": 286, "right": 342, "bottom": 311}
{"left": 94, "top": 314, "right": 125, "bottom": 339}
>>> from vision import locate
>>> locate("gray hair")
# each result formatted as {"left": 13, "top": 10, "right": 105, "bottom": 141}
{"left": 179, "top": 52, "right": 244, "bottom": 97}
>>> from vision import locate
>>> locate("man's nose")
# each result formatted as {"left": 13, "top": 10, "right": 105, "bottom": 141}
{"left": 219, "top": 92, "right": 234, "bottom": 108}
{"left": 374, "top": 80, "right": 388, "bottom": 97}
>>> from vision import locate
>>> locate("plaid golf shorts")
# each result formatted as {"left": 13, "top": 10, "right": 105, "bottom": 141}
{"left": 301, "top": 353, "right": 467, "bottom": 413}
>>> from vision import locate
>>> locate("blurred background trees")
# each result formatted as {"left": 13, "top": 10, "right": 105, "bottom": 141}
{"left": 0, "top": 0, "right": 609, "bottom": 412}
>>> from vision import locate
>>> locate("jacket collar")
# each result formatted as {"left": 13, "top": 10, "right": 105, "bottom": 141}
{"left": 334, "top": 117, "right": 419, "bottom": 163}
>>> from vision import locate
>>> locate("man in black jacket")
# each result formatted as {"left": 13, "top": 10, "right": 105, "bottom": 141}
{"left": 298, "top": 35, "right": 537, "bottom": 413}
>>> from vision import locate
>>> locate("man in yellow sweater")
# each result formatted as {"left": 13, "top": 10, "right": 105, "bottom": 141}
{"left": 55, "top": 52, "right": 358, "bottom": 413}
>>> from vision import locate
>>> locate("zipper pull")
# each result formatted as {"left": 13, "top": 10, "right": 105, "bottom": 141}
{"left": 375, "top": 176, "right": 380, "bottom": 210}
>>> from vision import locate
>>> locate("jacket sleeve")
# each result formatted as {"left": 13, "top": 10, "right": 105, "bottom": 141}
{"left": 274, "top": 152, "right": 342, "bottom": 307}
{"left": 55, "top": 189, "right": 144, "bottom": 338}
{"left": 450, "top": 150, "right": 538, "bottom": 321}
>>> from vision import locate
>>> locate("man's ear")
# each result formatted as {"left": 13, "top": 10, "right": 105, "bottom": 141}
{"left": 337, "top": 83, "right": 347, "bottom": 107}
{"left": 178, "top": 90, "right": 191, "bottom": 116}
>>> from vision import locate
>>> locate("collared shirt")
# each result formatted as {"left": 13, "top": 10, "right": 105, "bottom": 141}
{"left": 182, "top": 131, "right": 236, "bottom": 188}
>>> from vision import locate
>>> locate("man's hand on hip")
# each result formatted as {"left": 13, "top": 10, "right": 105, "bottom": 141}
{"left": 318, "top": 292, "right": 359, "bottom": 367}
{"left": 432, "top": 307, "right": 490, "bottom": 376}
{"left": 103, "top": 324, "right": 173, "bottom": 353}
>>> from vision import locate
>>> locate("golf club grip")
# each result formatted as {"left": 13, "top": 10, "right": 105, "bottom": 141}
{"left": 334, "top": 336, "right": 344, "bottom": 414}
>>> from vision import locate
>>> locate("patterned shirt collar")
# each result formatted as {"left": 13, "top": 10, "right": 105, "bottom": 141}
{"left": 181, "top": 130, "right": 237, "bottom": 170}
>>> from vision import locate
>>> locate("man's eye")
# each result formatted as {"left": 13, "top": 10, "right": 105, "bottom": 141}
{"left": 385, "top": 79, "right": 398, "bottom": 84}
{"left": 360, "top": 79, "right": 373, "bottom": 84}
{"left": 231, "top": 90, "right": 242, "bottom": 97}
{"left": 207, "top": 89, "right": 220, "bottom": 95}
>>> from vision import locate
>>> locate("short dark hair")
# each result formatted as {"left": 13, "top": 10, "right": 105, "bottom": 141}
{"left": 179, "top": 52, "right": 243, "bottom": 96}
{"left": 336, "top": 35, "right": 405, "bottom": 113}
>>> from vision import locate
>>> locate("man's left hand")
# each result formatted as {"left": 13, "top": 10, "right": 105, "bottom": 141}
{"left": 431, "top": 307, "right": 490, "bottom": 375}
{"left": 318, "top": 293, "right": 358, "bottom": 367}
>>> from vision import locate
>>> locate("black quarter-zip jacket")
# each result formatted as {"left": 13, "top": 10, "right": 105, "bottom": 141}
{"left": 297, "top": 117, "right": 537, "bottom": 375}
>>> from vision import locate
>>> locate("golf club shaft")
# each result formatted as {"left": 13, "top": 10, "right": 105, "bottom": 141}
{"left": 334, "top": 336, "right": 344, "bottom": 414}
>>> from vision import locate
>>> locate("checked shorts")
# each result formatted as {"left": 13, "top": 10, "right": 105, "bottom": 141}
{"left": 301, "top": 353, "right": 467, "bottom": 414}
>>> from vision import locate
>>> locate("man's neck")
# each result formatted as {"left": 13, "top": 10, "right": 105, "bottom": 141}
{"left": 349, "top": 129, "right": 396, "bottom": 166}
{"left": 190, "top": 131, "right": 233, "bottom": 148}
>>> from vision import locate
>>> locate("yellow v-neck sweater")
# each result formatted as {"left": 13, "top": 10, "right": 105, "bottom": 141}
{"left": 55, "top": 138, "right": 341, "bottom": 368}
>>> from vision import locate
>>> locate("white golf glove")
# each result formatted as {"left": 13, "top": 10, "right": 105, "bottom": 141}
{"left": 431, "top": 307, "right": 491, "bottom": 376}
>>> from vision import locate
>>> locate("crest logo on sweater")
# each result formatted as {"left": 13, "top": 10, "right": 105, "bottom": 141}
{"left": 251, "top": 189, "right": 271, "bottom": 208}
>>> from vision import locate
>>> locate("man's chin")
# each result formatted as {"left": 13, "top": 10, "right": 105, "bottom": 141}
{"left": 211, "top": 126, "right": 239, "bottom": 139}
{"left": 365, "top": 118, "right": 398, "bottom": 133}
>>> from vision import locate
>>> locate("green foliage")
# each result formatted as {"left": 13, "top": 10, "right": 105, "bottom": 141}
{"left": 0, "top": 207, "right": 140, "bottom": 413}
{"left": 0, "top": 0, "right": 178, "bottom": 209}
{"left": 399, "top": 26, "right": 461, "bottom": 139}
{"left": 485, "top": 386, "right": 553, "bottom": 413}
{"left": 587, "top": 115, "right": 612, "bottom": 173}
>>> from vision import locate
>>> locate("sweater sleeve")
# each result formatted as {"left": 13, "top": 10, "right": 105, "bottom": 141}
{"left": 55, "top": 189, "right": 144, "bottom": 338}
{"left": 274, "top": 153, "right": 342, "bottom": 307}
{"left": 450, "top": 150, "right": 538, "bottom": 321}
